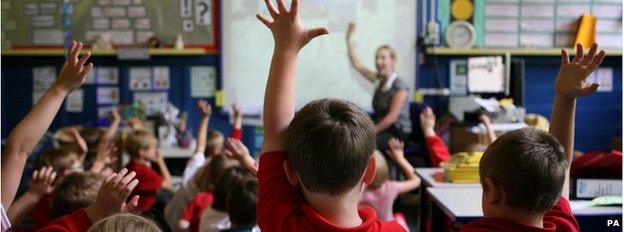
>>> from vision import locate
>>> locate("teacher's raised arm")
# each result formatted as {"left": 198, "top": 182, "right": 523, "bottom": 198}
{"left": 346, "top": 22, "right": 377, "bottom": 82}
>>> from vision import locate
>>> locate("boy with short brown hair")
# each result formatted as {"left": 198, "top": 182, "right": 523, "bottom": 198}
{"left": 460, "top": 43, "right": 606, "bottom": 231}
{"left": 255, "top": 0, "right": 403, "bottom": 231}
{"left": 51, "top": 172, "right": 105, "bottom": 218}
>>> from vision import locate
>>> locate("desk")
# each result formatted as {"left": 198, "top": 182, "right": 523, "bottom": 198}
{"left": 427, "top": 187, "right": 622, "bottom": 231}
{"left": 415, "top": 168, "right": 480, "bottom": 232}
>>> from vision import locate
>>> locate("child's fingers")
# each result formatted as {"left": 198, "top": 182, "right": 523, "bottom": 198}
{"left": 49, "top": 171, "right": 57, "bottom": 183}
{"left": 572, "top": 43, "right": 583, "bottom": 62}
{"left": 581, "top": 43, "right": 598, "bottom": 65}
{"left": 78, "top": 52, "right": 92, "bottom": 67}
{"left": 589, "top": 50, "right": 606, "bottom": 71}
{"left": 276, "top": 0, "right": 288, "bottom": 13}
{"left": 44, "top": 166, "right": 54, "bottom": 179}
{"left": 123, "top": 195, "right": 140, "bottom": 212}
{"left": 111, "top": 169, "right": 128, "bottom": 186}
{"left": 79, "top": 63, "right": 94, "bottom": 78}
{"left": 125, "top": 179, "right": 139, "bottom": 196}
{"left": 580, "top": 83, "right": 600, "bottom": 96}
{"left": 290, "top": 0, "right": 299, "bottom": 16}
{"left": 256, "top": 14, "right": 272, "bottom": 28}
{"left": 119, "top": 171, "right": 136, "bottom": 187}
{"left": 560, "top": 50, "right": 570, "bottom": 65}
{"left": 67, "top": 41, "right": 77, "bottom": 62}
{"left": 32, "top": 170, "right": 40, "bottom": 181}
{"left": 71, "top": 42, "right": 83, "bottom": 63}
{"left": 305, "top": 27, "right": 330, "bottom": 41}
{"left": 262, "top": 0, "right": 279, "bottom": 18}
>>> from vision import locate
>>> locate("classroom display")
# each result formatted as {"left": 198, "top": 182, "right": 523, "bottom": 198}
{"left": 438, "top": 0, "right": 622, "bottom": 49}
{"left": 222, "top": 0, "right": 417, "bottom": 113}
{"left": 1, "top": 0, "right": 217, "bottom": 50}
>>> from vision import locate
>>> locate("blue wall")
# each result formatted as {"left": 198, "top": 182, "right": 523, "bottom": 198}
{"left": 418, "top": 55, "right": 622, "bottom": 152}
{"left": 1, "top": 55, "right": 258, "bottom": 154}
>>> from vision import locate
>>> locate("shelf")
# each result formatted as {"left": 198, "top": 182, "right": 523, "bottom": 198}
{"left": 1, "top": 48, "right": 215, "bottom": 56}
{"left": 427, "top": 47, "right": 622, "bottom": 56}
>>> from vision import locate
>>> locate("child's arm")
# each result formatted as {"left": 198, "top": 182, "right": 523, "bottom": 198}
{"left": 103, "top": 107, "right": 122, "bottom": 141}
{"left": 386, "top": 138, "right": 421, "bottom": 193}
{"left": 225, "top": 138, "right": 258, "bottom": 175}
{"left": 156, "top": 150, "right": 173, "bottom": 191}
{"left": 178, "top": 200, "right": 195, "bottom": 230}
{"left": 231, "top": 103, "right": 243, "bottom": 139}
{"left": 194, "top": 100, "right": 212, "bottom": 155}
{"left": 257, "top": 0, "right": 328, "bottom": 153}
{"left": 420, "top": 107, "right": 451, "bottom": 167}
{"left": 69, "top": 128, "right": 88, "bottom": 158}
{"left": 89, "top": 139, "right": 118, "bottom": 174}
{"left": 2, "top": 41, "right": 92, "bottom": 208}
{"left": 7, "top": 167, "right": 56, "bottom": 225}
{"left": 479, "top": 114, "right": 497, "bottom": 145}
{"left": 346, "top": 22, "right": 377, "bottom": 82}
{"left": 549, "top": 43, "right": 605, "bottom": 200}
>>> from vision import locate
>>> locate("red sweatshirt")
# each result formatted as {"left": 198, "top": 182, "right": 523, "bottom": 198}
{"left": 36, "top": 209, "right": 91, "bottom": 232}
{"left": 426, "top": 136, "right": 451, "bottom": 167}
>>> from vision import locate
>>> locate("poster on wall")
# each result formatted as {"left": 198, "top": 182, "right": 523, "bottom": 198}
{"left": 190, "top": 66, "right": 216, "bottom": 97}
{"left": 152, "top": 66, "right": 170, "bottom": 90}
{"left": 129, "top": 67, "right": 152, "bottom": 90}
{"left": 32, "top": 66, "right": 56, "bottom": 91}
{"left": 134, "top": 92, "right": 168, "bottom": 115}
{"left": 97, "top": 67, "right": 119, "bottom": 84}
{"left": 66, "top": 88, "right": 84, "bottom": 112}
{"left": 96, "top": 87, "right": 120, "bottom": 104}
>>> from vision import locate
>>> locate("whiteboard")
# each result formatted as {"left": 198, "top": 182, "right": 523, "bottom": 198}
{"left": 222, "top": 0, "right": 416, "bottom": 116}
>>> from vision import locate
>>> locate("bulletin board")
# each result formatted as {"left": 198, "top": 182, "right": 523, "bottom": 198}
{"left": 1, "top": 0, "right": 218, "bottom": 51}
{"left": 438, "top": 0, "right": 622, "bottom": 49}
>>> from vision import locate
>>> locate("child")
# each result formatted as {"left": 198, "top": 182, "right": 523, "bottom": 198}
{"left": 420, "top": 107, "right": 451, "bottom": 167}
{"left": 199, "top": 166, "right": 255, "bottom": 232}
{"left": 172, "top": 155, "right": 239, "bottom": 232}
{"left": 255, "top": 0, "right": 404, "bottom": 230}
{"left": 183, "top": 101, "right": 243, "bottom": 183}
{"left": 360, "top": 138, "right": 421, "bottom": 231}
{"left": 223, "top": 178, "right": 258, "bottom": 232}
{"left": 460, "top": 44, "right": 605, "bottom": 231}
{"left": 39, "top": 169, "right": 141, "bottom": 232}
{"left": 6, "top": 167, "right": 56, "bottom": 227}
{"left": 124, "top": 130, "right": 173, "bottom": 212}
{"left": 87, "top": 213, "right": 161, "bottom": 232}
{"left": 51, "top": 172, "right": 105, "bottom": 218}
{"left": 1, "top": 41, "right": 92, "bottom": 231}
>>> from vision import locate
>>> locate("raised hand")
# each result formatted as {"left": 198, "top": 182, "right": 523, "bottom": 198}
{"left": 256, "top": 0, "right": 329, "bottom": 52}
{"left": 110, "top": 107, "right": 121, "bottom": 122}
{"left": 346, "top": 22, "right": 356, "bottom": 40}
{"left": 91, "top": 139, "right": 119, "bottom": 173}
{"left": 197, "top": 100, "right": 212, "bottom": 118}
{"left": 28, "top": 166, "right": 57, "bottom": 197}
{"left": 419, "top": 107, "right": 436, "bottom": 137}
{"left": 84, "top": 169, "right": 139, "bottom": 222}
{"left": 225, "top": 138, "right": 257, "bottom": 174}
{"left": 555, "top": 43, "right": 606, "bottom": 99}
{"left": 386, "top": 137, "right": 405, "bottom": 162}
{"left": 52, "top": 41, "right": 93, "bottom": 94}
{"left": 69, "top": 127, "right": 88, "bottom": 156}
{"left": 232, "top": 103, "right": 242, "bottom": 118}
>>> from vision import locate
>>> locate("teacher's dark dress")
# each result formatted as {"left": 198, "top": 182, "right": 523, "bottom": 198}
{"left": 372, "top": 76, "right": 412, "bottom": 151}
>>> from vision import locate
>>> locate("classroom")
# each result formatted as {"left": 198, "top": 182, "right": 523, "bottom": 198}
{"left": 0, "top": 0, "right": 622, "bottom": 231}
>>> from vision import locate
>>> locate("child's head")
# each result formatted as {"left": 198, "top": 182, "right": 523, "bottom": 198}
{"left": 212, "top": 166, "right": 254, "bottom": 212}
{"left": 194, "top": 154, "right": 239, "bottom": 192}
{"left": 286, "top": 99, "right": 376, "bottom": 195}
{"left": 369, "top": 150, "right": 389, "bottom": 190}
{"left": 204, "top": 129, "right": 224, "bottom": 157}
{"left": 375, "top": 45, "right": 397, "bottom": 77}
{"left": 87, "top": 213, "right": 161, "bottom": 232}
{"left": 479, "top": 127, "right": 566, "bottom": 216}
{"left": 226, "top": 178, "right": 258, "bottom": 228}
{"left": 125, "top": 130, "right": 158, "bottom": 161}
{"left": 36, "top": 148, "right": 82, "bottom": 176}
{"left": 51, "top": 172, "right": 104, "bottom": 217}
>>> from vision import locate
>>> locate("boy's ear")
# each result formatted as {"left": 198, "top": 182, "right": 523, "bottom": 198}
{"left": 283, "top": 160, "right": 300, "bottom": 187}
{"left": 483, "top": 178, "right": 503, "bottom": 205}
{"left": 363, "top": 155, "right": 377, "bottom": 185}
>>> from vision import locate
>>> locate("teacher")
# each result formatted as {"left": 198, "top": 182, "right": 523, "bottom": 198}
{"left": 346, "top": 22, "right": 411, "bottom": 150}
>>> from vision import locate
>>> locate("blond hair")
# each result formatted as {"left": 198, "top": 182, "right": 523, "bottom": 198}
{"left": 369, "top": 150, "right": 389, "bottom": 190}
{"left": 376, "top": 45, "right": 397, "bottom": 61}
{"left": 204, "top": 129, "right": 224, "bottom": 156}
{"left": 124, "top": 130, "right": 158, "bottom": 156}
{"left": 35, "top": 148, "right": 80, "bottom": 173}
{"left": 87, "top": 213, "right": 161, "bottom": 232}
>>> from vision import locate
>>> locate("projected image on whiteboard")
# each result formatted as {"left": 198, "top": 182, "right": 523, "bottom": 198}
{"left": 222, "top": 0, "right": 416, "bottom": 116}
{"left": 467, "top": 56, "right": 505, "bottom": 93}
